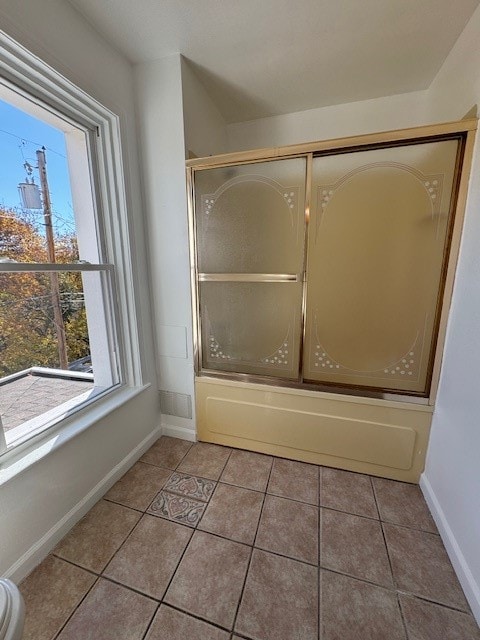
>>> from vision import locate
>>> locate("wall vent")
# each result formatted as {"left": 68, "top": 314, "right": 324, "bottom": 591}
{"left": 159, "top": 391, "right": 192, "bottom": 419}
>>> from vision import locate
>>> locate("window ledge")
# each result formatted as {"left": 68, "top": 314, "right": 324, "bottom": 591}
{"left": 0, "top": 383, "right": 151, "bottom": 486}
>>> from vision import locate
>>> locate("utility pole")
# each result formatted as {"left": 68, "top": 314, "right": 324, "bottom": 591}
{"left": 37, "top": 147, "right": 69, "bottom": 370}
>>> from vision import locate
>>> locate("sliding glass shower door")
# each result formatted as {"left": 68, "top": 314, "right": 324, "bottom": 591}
{"left": 191, "top": 134, "right": 464, "bottom": 397}
{"left": 194, "top": 158, "right": 307, "bottom": 379}
{"left": 303, "top": 139, "right": 460, "bottom": 394}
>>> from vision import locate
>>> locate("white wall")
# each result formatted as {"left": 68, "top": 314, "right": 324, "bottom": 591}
{"left": 226, "top": 90, "right": 429, "bottom": 151}
{"left": 181, "top": 57, "right": 228, "bottom": 158}
{"left": 0, "top": 0, "right": 160, "bottom": 579}
{"left": 132, "top": 55, "right": 228, "bottom": 441}
{"left": 420, "top": 5, "right": 480, "bottom": 624}
{"left": 134, "top": 55, "right": 196, "bottom": 440}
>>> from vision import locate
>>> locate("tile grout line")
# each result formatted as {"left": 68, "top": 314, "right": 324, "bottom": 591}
{"left": 397, "top": 592, "right": 411, "bottom": 640}
{"left": 50, "top": 554, "right": 100, "bottom": 578}
{"left": 52, "top": 575, "right": 102, "bottom": 639}
{"left": 371, "top": 477, "right": 398, "bottom": 595}
{"left": 154, "top": 602, "right": 235, "bottom": 635}
{"left": 395, "top": 590, "right": 478, "bottom": 616}
{"left": 194, "top": 476, "right": 221, "bottom": 530}
{"left": 102, "top": 496, "right": 148, "bottom": 513}
{"left": 53, "top": 498, "right": 145, "bottom": 583}
{"left": 140, "top": 439, "right": 199, "bottom": 640}
{"left": 97, "top": 501, "right": 153, "bottom": 575}
{"left": 230, "top": 454, "right": 275, "bottom": 636}
{"left": 141, "top": 440, "right": 234, "bottom": 639}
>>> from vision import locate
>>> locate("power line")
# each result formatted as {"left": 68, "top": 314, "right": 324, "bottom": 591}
{"left": 0, "top": 127, "right": 66, "bottom": 158}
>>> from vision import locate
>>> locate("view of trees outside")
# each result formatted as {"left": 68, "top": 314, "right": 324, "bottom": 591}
{"left": 0, "top": 207, "right": 89, "bottom": 378}
{"left": 0, "top": 99, "right": 90, "bottom": 379}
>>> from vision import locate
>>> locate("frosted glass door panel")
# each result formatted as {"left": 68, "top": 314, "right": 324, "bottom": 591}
{"left": 195, "top": 159, "right": 306, "bottom": 274}
{"left": 200, "top": 282, "right": 303, "bottom": 379}
{"left": 304, "top": 139, "right": 460, "bottom": 394}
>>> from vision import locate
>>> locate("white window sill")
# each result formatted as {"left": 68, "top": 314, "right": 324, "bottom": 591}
{"left": 0, "top": 383, "right": 151, "bottom": 486}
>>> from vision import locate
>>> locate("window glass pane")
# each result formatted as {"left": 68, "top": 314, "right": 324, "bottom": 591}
{"left": 0, "top": 96, "right": 98, "bottom": 265}
{"left": 0, "top": 269, "right": 119, "bottom": 448}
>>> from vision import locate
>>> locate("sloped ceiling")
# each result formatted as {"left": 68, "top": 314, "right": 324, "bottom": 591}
{"left": 68, "top": 0, "right": 479, "bottom": 123}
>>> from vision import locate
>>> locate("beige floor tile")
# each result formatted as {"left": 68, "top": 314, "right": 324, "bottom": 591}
{"left": 267, "top": 457, "right": 319, "bottom": 505}
{"left": 104, "top": 514, "right": 192, "bottom": 599}
{"left": 399, "top": 594, "right": 480, "bottom": 640}
{"left": 220, "top": 449, "right": 273, "bottom": 492}
{"left": 198, "top": 483, "right": 263, "bottom": 544}
{"left": 54, "top": 500, "right": 141, "bottom": 572}
{"left": 320, "top": 570, "right": 406, "bottom": 640}
{"left": 236, "top": 549, "right": 318, "bottom": 640}
{"left": 56, "top": 578, "right": 156, "bottom": 640}
{"left": 141, "top": 436, "right": 192, "bottom": 469}
{"left": 384, "top": 524, "right": 469, "bottom": 610}
{"left": 321, "top": 508, "right": 393, "bottom": 587}
{"left": 145, "top": 605, "right": 230, "bottom": 640}
{"left": 20, "top": 556, "right": 96, "bottom": 640}
{"left": 104, "top": 462, "right": 172, "bottom": 511}
{"left": 177, "top": 442, "right": 232, "bottom": 480}
{"left": 255, "top": 495, "right": 318, "bottom": 564}
{"left": 164, "top": 530, "right": 250, "bottom": 629}
{"left": 320, "top": 467, "right": 378, "bottom": 518}
{"left": 373, "top": 477, "right": 437, "bottom": 532}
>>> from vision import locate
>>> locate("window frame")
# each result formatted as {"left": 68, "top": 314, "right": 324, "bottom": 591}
{"left": 0, "top": 30, "right": 145, "bottom": 463}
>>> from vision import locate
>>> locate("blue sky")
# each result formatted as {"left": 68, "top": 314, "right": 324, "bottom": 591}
{"left": 0, "top": 99, "right": 75, "bottom": 235}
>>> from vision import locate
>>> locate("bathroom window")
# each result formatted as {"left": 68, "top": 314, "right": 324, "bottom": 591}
{"left": 0, "top": 33, "right": 142, "bottom": 456}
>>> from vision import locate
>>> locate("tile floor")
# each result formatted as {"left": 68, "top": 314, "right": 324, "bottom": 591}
{"left": 19, "top": 436, "right": 480, "bottom": 640}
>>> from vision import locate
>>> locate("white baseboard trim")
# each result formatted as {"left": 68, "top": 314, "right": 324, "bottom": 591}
{"left": 161, "top": 420, "right": 196, "bottom": 442}
{"left": 420, "top": 473, "right": 480, "bottom": 624}
{"left": 5, "top": 426, "right": 162, "bottom": 584}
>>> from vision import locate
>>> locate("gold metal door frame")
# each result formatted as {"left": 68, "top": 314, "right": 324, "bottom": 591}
{"left": 187, "top": 119, "right": 477, "bottom": 404}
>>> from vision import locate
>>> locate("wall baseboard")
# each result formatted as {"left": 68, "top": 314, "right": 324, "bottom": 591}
{"left": 5, "top": 426, "right": 162, "bottom": 584}
{"left": 420, "top": 473, "right": 480, "bottom": 624}
{"left": 161, "top": 420, "right": 196, "bottom": 442}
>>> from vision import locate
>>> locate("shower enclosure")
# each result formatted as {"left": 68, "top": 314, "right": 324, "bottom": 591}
{"left": 187, "top": 119, "right": 476, "bottom": 480}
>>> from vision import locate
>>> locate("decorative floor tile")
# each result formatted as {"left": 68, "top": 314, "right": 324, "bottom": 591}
{"left": 373, "top": 477, "right": 437, "bottom": 532}
{"left": 54, "top": 500, "right": 141, "bottom": 572}
{"left": 320, "top": 467, "right": 378, "bottom": 519}
{"left": 177, "top": 442, "right": 232, "bottom": 480}
{"left": 267, "top": 457, "right": 319, "bottom": 505}
{"left": 103, "top": 515, "right": 192, "bottom": 600}
{"left": 399, "top": 594, "right": 480, "bottom": 640}
{"left": 57, "top": 578, "right": 156, "bottom": 640}
{"left": 255, "top": 494, "right": 319, "bottom": 564}
{"left": 20, "top": 556, "right": 96, "bottom": 640}
{"left": 384, "top": 523, "right": 469, "bottom": 610}
{"left": 321, "top": 508, "right": 393, "bottom": 587}
{"left": 320, "top": 570, "right": 406, "bottom": 640}
{"left": 104, "top": 462, "right": 172, "bottom": 511}
{"left": 140, "top": 436, "right": 192, "bottom": 469}
{"left": 220, "top": 449, "right": 273, "bottom": 492}
{"left": 165, "top": 530, "right": 250, "bottom": 630}
{"left": 198, "top": 483, "right": 264, "bottom": 545}
{"left": 164, "top": 472, "right": 216, "bottom": 502}
{"left": 145, "top": 605, "right": 230, "bottom": 640}
{"left": 147, "top": 491, "right": 207, "bottom": 527}
{"left": 236, "top": 549, "right": 318, "bottom": 640}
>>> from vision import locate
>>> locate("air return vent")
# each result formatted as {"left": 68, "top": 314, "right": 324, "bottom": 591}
{"left": 159, "top": 391, "right": 192, "bottom": 419}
